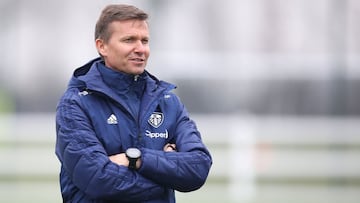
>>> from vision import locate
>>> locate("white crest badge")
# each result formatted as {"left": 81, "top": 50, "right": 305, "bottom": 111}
{"left": 148, "top": 112, "right": 164, "bottom": 128}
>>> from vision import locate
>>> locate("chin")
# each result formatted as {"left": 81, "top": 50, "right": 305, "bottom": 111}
{"left": 132, "top": 67, "right": 145, "bottom": 75}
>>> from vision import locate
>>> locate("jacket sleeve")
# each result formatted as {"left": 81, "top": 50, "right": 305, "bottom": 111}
{"left": 55, "top": 91, "right": 165, "bottom": 201}
{"left": 138, "top": 95, "right": 213, "bottom": 192}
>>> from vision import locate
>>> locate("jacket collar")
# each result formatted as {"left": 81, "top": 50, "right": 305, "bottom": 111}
{"left": 96, "top": 61, "right": 147, "bottom": 97}
{"left": 68, "top": 57, "right": 176, "bottom": 101}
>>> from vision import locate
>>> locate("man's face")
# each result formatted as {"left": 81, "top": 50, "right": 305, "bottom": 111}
{"left": 96, "top": 20, "right": 150, "bottom": 75}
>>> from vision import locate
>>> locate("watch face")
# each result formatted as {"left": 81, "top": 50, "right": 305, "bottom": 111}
{"left": 126, "top": 148, "right": 141, "bottom": 158}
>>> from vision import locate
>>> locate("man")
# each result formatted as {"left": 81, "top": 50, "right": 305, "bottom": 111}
{"left": 55, "top": 4, "right": 212, "bottom": 203}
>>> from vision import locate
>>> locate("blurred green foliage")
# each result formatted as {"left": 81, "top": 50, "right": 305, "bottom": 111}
{"left": 0, "top": 89, "right": 14, "bottom": 114}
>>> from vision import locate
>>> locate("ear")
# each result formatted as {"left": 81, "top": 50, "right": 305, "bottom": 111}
{"left": 95, "top": 39, "right": 107, "bottom": 57}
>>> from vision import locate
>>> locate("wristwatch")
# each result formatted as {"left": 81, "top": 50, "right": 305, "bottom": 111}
{"left": 125, "top": 148, "right": 141, "bottom": 170}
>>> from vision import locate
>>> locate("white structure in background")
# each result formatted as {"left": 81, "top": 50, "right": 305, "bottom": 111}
{"left": 228, "top": 117, "right": 256, "bottom": 202}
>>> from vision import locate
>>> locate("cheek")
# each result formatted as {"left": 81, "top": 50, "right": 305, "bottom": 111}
{"left": 109, "top": 47, "right": 128, "bottom": 60}
{"left": 145, "top": 48, "right": 150, "bottom": 58}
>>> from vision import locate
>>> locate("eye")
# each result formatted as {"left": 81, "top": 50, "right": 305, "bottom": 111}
{"left": 123, "top": 37, "right": 134, "bottom": 43}
{"left": 142, "top": 38, "right": 149, "bottom": 44}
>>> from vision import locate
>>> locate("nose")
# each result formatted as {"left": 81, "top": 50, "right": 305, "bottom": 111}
{"left": 134, "top": 40, "right": 147, "bottom": 53}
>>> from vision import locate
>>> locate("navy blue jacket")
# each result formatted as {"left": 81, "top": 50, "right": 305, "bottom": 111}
{"left": 55, "top": 58, "right": 212, "bottom": 203}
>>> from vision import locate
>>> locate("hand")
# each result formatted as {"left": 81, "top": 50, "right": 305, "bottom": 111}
{"left": 109, "top": 153, "right": 128, "bottom": 167}
{"left": 109, "top": 153, "right": 142, "bottom": 169}
{"left": 163, "top": 143, "right": 177, "bottom": 152}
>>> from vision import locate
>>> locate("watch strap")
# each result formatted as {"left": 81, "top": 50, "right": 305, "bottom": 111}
{"left": 128, "top": 158, "right": 137, "bottom": 170}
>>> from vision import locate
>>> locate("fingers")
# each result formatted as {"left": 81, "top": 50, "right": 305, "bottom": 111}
{"left": 164, "top": 143, "right": 177, "bottom": 152}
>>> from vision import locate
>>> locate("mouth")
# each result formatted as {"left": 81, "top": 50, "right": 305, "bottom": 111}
{"left": 129, "top": 58, "right": 145, "bottom": 63}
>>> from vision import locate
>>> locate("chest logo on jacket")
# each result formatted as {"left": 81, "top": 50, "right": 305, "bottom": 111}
{"left": 107, "top": 114, "right": 118, "bottom": 124}
{"left": 148, "top": 112, "right": 164, "bottom": 128}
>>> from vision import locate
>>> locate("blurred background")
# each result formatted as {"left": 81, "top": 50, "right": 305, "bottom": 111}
{"left": 1, "top": 0, "right": 360, "bottom": 202}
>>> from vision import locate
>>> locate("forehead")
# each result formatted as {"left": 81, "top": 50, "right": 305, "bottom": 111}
{"left": 109, "top": 20, "right": 149, "bottom": 36}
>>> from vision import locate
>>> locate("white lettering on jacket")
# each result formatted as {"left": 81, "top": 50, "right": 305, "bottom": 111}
{"left": 145, "top": 129, "right": 168, "bottom": 139}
